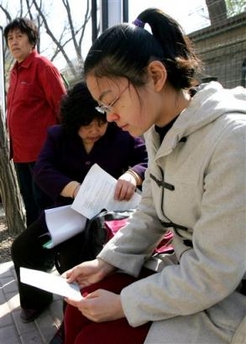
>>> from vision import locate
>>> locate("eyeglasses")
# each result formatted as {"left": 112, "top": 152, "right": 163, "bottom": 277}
{"left": 95, "top": 85, "right": 128, "bottom": 114}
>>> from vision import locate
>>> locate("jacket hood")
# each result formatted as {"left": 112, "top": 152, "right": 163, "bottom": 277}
{"left": 145, "top": 81, "right": 246, "bottom": 155}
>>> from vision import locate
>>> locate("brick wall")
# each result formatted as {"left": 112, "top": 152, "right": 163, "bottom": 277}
{"left": 189, "top": 12, "right": 246, "bottom": 88}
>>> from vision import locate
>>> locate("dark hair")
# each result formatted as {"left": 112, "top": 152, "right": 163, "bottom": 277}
{"left": 4, "top": 17, "right": 39, "bottom": 48}
{"left": 60, "top": 81, "right": 107, "bottom": 135}
{"left": 84, "top": 8, "right": 201, "bottom": 90}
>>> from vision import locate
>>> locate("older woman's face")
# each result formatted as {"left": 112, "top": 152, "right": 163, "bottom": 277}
{"left": 86, "top": 75, "right": 159, "bottom": 138}
{"left": 78, "top": 119, "right": 108, "bottom": 144}
{"left": 7, "top": 29, "right": 34, "bottom": 62}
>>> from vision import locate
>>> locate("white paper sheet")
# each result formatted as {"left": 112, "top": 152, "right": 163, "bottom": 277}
{"left": 71, "top": 163, "right": 141, "bottom": 219}
{"left": 44, "top": 205, "right": 87, "bottom": 248}
{"left": 20, "top": 267, "right": 82, "bottom": 301}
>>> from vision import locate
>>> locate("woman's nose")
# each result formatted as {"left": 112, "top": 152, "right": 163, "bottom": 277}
{"left": 107, "top": 111, "right": 119, "bottom": 123}
{"left": 10, "top": 38, "right": 18, "bottom": 46}
{"left": 91, "top": 128, "right": 99, "bottom": 134}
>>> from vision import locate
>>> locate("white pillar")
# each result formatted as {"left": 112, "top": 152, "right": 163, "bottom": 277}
{"left": 100, "top": 0, "right": 122, "bottom": 33}
{"left": 108, "top": 0, "right": 122, "bottom": 27}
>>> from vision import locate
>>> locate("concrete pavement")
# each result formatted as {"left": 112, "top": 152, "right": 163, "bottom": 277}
{"left": 0, "top": 260, "right": 63, "bottom": 344}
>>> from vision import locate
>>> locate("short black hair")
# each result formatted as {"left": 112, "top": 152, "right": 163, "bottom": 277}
{"left": 61, "top": 81, "right": 107, "bottom": 136}
{"left": 4, "top": 17, "right": 38, "bottom": 48}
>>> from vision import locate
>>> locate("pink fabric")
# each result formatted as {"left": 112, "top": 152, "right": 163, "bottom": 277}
{"left": 105, "top": 219, "right": 129, "bottom": 239}
{"left": 105, "top": 219, "right": 174, "bottom": 253}
{"left": 154, "top": 230, "right": 174, "bottom": 253}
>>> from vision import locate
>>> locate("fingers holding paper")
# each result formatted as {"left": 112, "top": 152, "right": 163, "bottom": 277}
{"left": 64, "top": 258, "right": 115, "bottom": 288}
{"left": 114, "top": 172, "right": 137, "bottom": 201}
{"left": 65, "top": 289, "right": 124, "bottom": 322}
{"left": 64, "top": 258, "right": 122, "bottom": 322}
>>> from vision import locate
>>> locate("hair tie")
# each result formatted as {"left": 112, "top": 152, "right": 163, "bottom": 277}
{"left": 132, "top": 18, "right": 145, "bottom": 28}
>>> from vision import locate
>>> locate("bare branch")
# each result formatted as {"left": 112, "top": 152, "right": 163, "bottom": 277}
{"left": 0, "top": 3, "right": 12, "bottom": 21}
{"left": 61, "top": 0, "right": 80, "bottom": 54}
{"left": 31, "top": 0, "right": 77, "bottom": 75}
{"left": 78, "top": 0, "right": 91, "bottom": 49}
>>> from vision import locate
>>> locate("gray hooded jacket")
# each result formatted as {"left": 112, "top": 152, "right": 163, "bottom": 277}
{"left": 98, "top": 82, "right": 246, "bottom": 343}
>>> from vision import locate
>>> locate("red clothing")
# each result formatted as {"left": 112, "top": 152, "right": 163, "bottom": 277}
{"left": 64, "top": 270, "right": 154, "bottom": 344}
{"left": 7, "top": 50, "right": 66, "bottom": 162}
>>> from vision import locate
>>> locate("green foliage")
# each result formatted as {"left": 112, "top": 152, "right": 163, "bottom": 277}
{"left": 226, "top": 0, "right": 246, "bottom": 16}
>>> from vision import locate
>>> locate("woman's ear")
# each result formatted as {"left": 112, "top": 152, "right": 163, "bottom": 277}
{"left": 147, "top": 61, "right": 167, "bottom": 91}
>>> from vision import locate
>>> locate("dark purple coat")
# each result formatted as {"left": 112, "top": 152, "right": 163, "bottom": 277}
{"left": 33, "top": 123, "right": 148, "bottom": 206}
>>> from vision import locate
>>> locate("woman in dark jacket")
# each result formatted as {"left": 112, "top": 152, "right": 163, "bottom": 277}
{"left": 11, "top": 81, "right": 148, "bottom": 324}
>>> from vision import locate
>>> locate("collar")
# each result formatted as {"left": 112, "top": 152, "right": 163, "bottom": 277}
{"left": 13, "top": 49, "right": 37, "bottom": 70}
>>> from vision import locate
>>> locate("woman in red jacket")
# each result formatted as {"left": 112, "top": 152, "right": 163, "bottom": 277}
{"left": 4, "top": 18, "right": 66, "bottom": 226}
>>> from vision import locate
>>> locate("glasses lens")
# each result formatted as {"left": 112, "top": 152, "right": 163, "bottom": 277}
{"left": 95, "top": 106, "right": 106, "bottom": 114}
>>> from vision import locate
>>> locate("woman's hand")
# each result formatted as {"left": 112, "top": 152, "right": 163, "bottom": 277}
{"left": 64, "top": 258, "right": 115, "bottom": 288}
{"left": 115, "top": 171, "right": 139, "bottom": 201}
{"left": 65, "top": 289, "right": 125, "bottom": 322}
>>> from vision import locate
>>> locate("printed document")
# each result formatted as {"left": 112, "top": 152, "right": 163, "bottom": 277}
{"left": 72, "top": 163, "right": 141, "bottom": 219}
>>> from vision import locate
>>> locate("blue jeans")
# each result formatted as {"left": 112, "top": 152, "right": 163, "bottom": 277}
{"left": 14, "top": 162, "right": 53, "bottom": 226}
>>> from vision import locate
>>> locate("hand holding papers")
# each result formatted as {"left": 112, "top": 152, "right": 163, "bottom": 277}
{"left": 72, "top": 163, "right": 141, "bottom": 219}
{"left": 20, "top": 267, "right": 82, "bottom": 301}
{"left": 23, "top": 164, "right": 141, "bottom": 298}
{"left": 44, "top": 164, "right": 141, "bottom": 248}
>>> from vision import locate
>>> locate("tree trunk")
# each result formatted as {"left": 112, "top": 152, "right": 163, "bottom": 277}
{"left": 0, "top": 108, "right": 26, "bottom": 235}
{"left": 206, "top": 0, "right": 227, "bottom": 25}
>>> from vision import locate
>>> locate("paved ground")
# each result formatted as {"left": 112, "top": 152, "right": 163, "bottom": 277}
{"left": 0, "top": 260, "right": 63, "bottom": 344}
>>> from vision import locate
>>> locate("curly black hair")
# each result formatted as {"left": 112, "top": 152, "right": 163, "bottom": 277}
{"left": 60, "top": 81, "right": 107, "bottom": 136}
